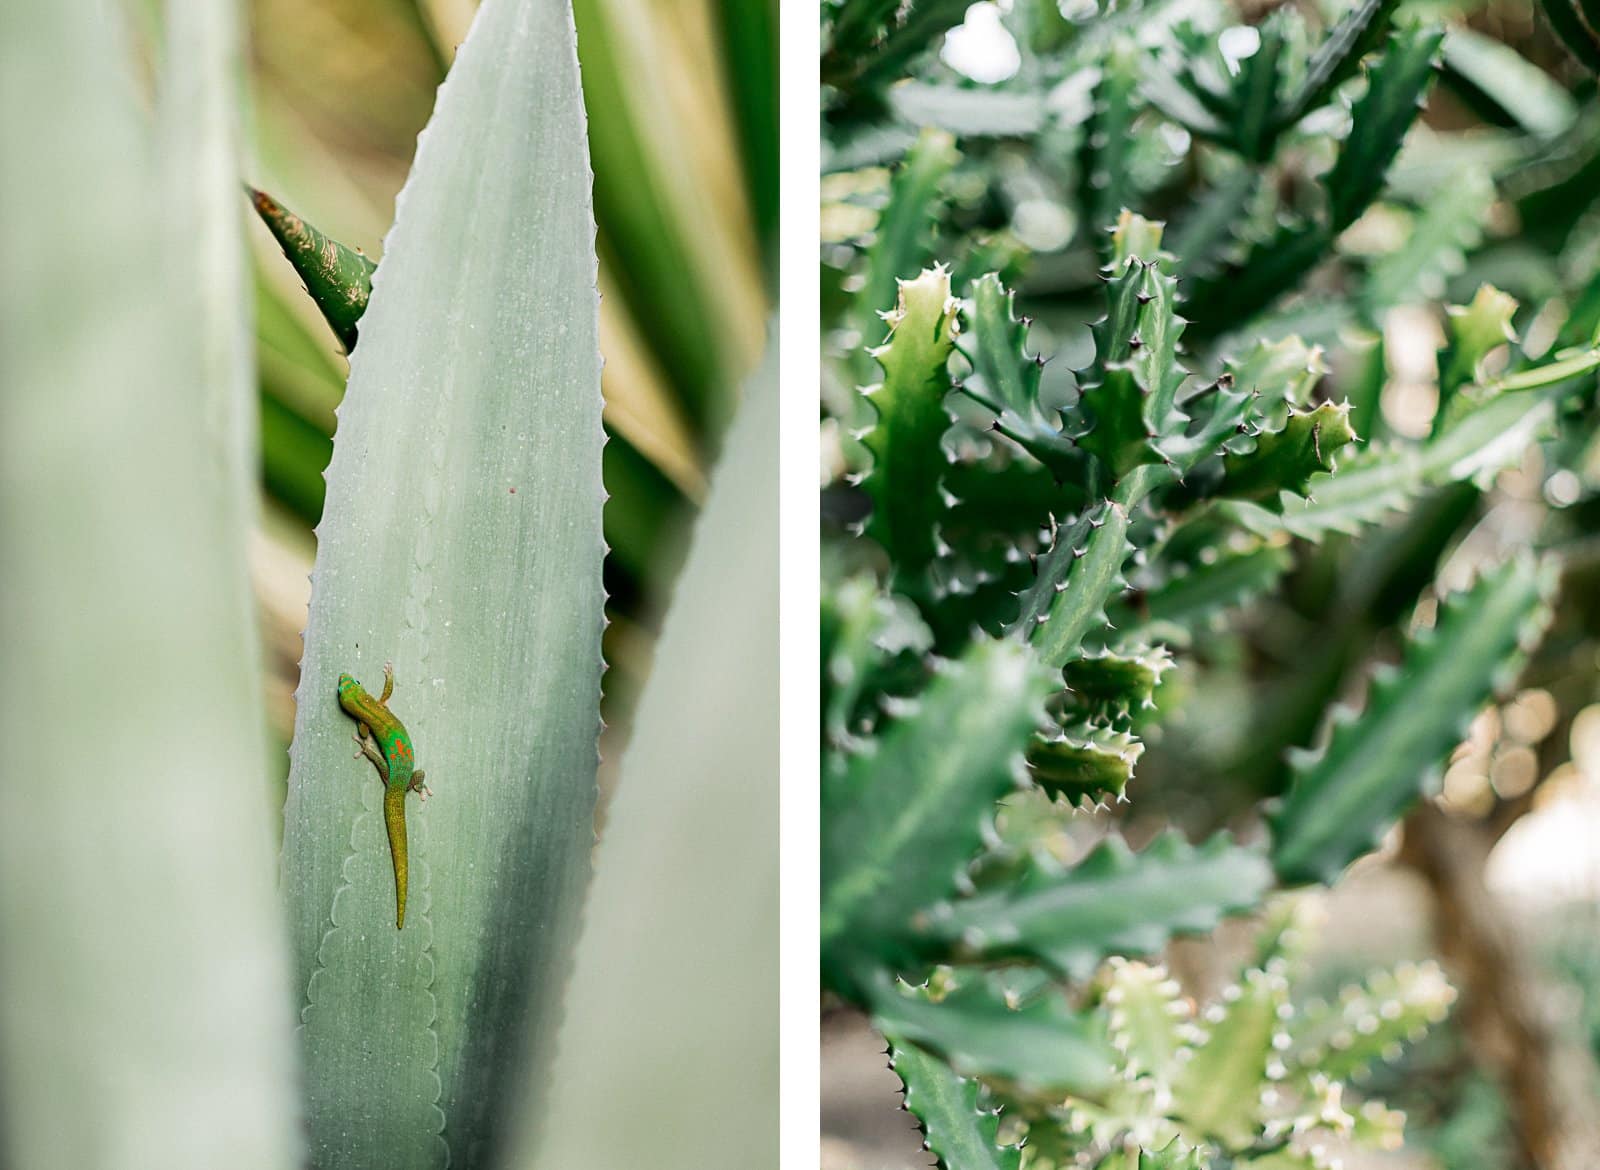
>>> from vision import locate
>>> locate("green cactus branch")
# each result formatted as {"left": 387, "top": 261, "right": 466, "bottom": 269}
{"left": 1271, "top": 554, "right": 1557, "bottom": 886}
{"left": 873, "top": 971, "right": 1115, "bottom": 1098}
{"left": 1009, "top": 483, "right": 1142, "bottom": 669}
{"left": 1173, "top": 966, "right": 1290, "bottom": 1147}
{"left": 913, "top": 831, "right": 1274, "bottom": 981}
{"left": 1185, "top": 25, "right": 1443, "bottom": 336}
{"left": 859, "top": 266, "right": 961, "bottom": 581}
{"left": 888, "top": 1037, "right": 1022, "bottom": 1170}
{"left": 1110, "top": 543, "right": 1293, "bottom": 641}
{"left": 1279, "top": 0, "right": 1403, "bottom": 129}
{"left": 1219, "top": 401, "right": 1358, "bottom": 506}
{"left": 1323, "top": 25, "right": 1445, "bottom": 232}
{"left": 1027, "top": 724, "right": 1143, "bottom": 805}
{"left": 856, "top": 130, "right": 959, "bottom": 351}
{"left": 821, "top": 637, "right": 1053, "bottom": 989}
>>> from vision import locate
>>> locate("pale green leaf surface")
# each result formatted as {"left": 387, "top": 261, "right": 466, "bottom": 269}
{"left": 0, "top": 1, "right": 298, "bottom": 1167}
{"left": 519, "top": 338, "right": 776, "bottom": 1170}
{"left": 280, "top": 0, "right": 605, "bottom": 1165}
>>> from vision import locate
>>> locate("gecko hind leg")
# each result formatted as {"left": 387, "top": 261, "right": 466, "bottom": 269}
{"left": 409, "top": 769, "right": 431, "bottom": 802}
{"left": 353, "top": 731, "right": 390, "bottom": 783}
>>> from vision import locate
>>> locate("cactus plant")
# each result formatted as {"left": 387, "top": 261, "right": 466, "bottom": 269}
{"left": 821, "top": 2, "right": 1600, "bottom": 1165}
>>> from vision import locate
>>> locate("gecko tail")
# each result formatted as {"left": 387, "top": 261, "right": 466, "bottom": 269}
{"left": 384, "top": 785, "right": 409, "bottom": 929}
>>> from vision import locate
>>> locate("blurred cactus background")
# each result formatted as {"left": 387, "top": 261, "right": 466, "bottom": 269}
{"left": 820, "top": 1, "right": 1600, "bottom": 1168}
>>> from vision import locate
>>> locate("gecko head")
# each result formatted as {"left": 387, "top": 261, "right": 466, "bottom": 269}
{"left": 337, "top": 672, "right": 359, "bottom": 695}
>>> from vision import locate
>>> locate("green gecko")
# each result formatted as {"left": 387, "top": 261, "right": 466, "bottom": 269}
{"left": 337, "top": 664, "right": 430, "bottom": 928}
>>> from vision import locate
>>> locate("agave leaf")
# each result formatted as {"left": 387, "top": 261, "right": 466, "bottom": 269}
{"left": 0, "top": 0, "right": 299, "bottom": 1165}
{"left": 517, "top": 341, "right": 776, "bottom": 1170}
{"left": 280, "top": 1, "right": 606, "bottom": 1163}
{"left": 822, "top": 638, "right": 1054, "bottom": 988}
{"left": 1271, "top": 556, "right": 1556, "bottom": 886}
{"left": 888, "top": 1038, "right": 1023, "bottom": 1170}
{"left": 918, "top": 832, "right": 1274, "bottom": 980}
{"left": 573, "top": 0, "right": 765, "bottom": 433}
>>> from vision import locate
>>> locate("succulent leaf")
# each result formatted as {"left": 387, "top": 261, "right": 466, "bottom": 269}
{"left": 889, "top": 1036, "right": 1023, "bottom": 1170}
{"left": 875, "top": 971, "right": 1116, "bottom": 1098}
{"left": 917, "top": 831, "right": 1274, "bottom": 981}
{"left": 1271, "top": 554, "right": 1557, "bottom": 886}
{"left": 822, "top": 637, "right": 1054, "bottom": 989}
{"left": 860, "top": 266, "right": 961, "bottom": 578}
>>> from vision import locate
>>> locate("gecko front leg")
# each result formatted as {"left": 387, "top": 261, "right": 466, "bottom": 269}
{"left": 353, "top": 730, "right": 389, "bottom": 783}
